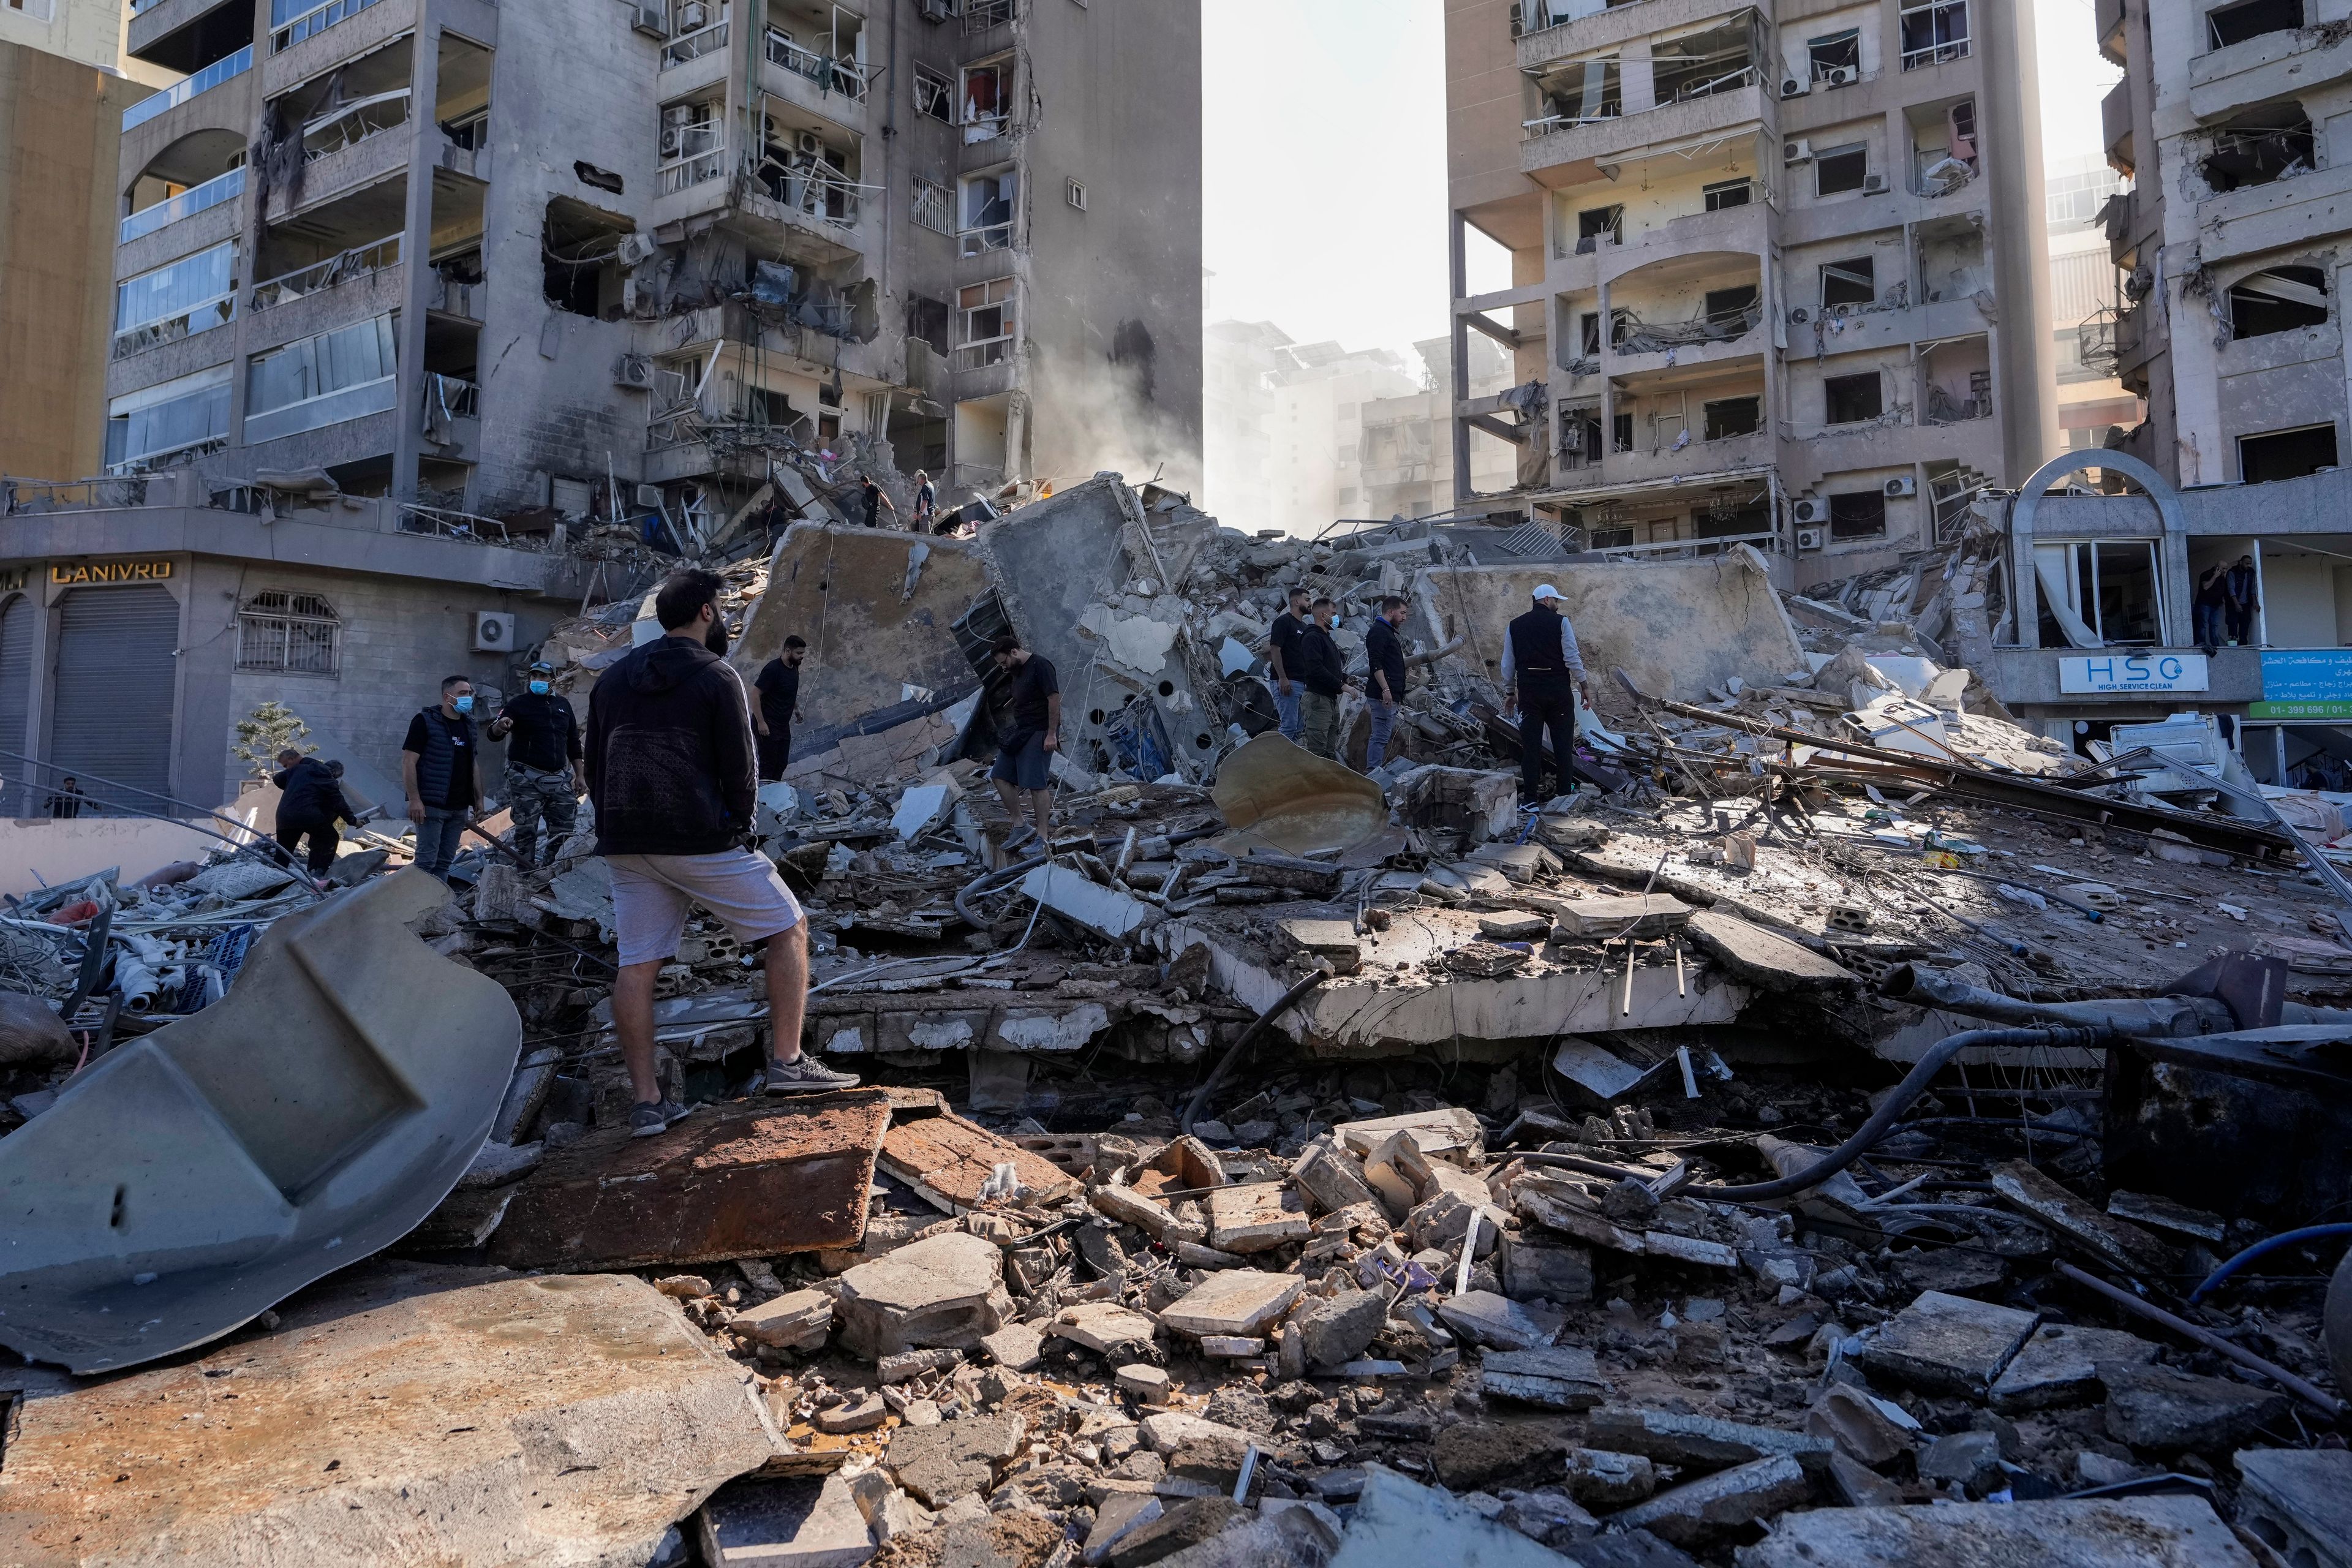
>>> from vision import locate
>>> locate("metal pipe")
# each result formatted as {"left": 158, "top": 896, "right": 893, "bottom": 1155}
{"left": 1180, "top": 968, "right": 1328, "bottom": 1137}
{"left": 2052, "top": 1261, "right": 2348, "bottom": 1422}
{"left": 2186, "top": 1224, "right": 2352, "bottom": 1305}
{"left": 1877, "top": 963, "right": 2234, "bottom": 1036}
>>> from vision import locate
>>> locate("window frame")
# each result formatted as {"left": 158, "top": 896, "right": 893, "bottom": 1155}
{"left": 236, "top": 589, "right": 342, "bottom": 676}
{"left": 1828, "top": 491, "right": 1888, "bottom": 540}
{"left": 1820, "top": 255, "right": 1875, "bottom": 306}
{"left": 913, "top": 62, "right": 954, "bottom": 123}
{"left": 1824, "top": 370, "right": 1885, "bottom": 425}
{"left": 1814, "top": 143, "right": 1869, "bottom": 197}
{"left": 954, "top": 275, "right": 1017, "bottom": 369}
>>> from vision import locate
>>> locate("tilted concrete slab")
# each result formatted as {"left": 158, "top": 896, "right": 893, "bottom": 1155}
{"left": 0, "top": 1261, "right": 780, "bottom": 1568}
{"left": 488, "top": 1090, "right": 889, "bottom": 1271}
{"left": 1415, "top": 546, "right": 1804, "bottom": 710}
{"left": 1163, "top": 905, "right": 1747, "bottom": 1059}
{"left": 0, "top": 870, "right": 521, "bottom": 1373}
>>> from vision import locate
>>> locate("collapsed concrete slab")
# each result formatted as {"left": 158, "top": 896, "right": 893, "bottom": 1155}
{"left": 1163, "top": 907, "right": 1747, "bottom": 1058}
{"left": 0, "top": 1261, "right": 780, "bottom": 1567}
{"left": 488, "top": 1091, "right": 890, "bottom": 1271}
{"left": 834, "top": 1229, "right": 1011, "bottom": 1359}
{"left": 1737, "top": 1495, "right": 2258, "bottom": 1566}
{"left": 0, "top": 870, "right": 522, "bottom": 1373}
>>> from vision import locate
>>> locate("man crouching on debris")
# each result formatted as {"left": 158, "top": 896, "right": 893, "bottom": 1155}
{"left": 586, "top": 568, "right": 860, "bottom": 1137}
{"left": 1500, "top": 582, "right": 1593, "bottom": 803}
{"left": 989, "top": 633, "right": 1060, "bottom": 851}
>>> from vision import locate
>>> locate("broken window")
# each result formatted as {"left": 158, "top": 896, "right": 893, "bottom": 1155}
{"left": 1825, "top": 371, "right": 1883, "bottom": 424}
{"left": 1820, "top": 256, "right": 1875, "bottom": 306}
{"left": 1829, "top": 491, "right": 1887, "bottom": 539}
{"left": 955, "top": 277, "right": 1015, "bottom": 370}
{"left": 2240, "top": 421, "right": 2340, "bottom": 483}
{"left": 1815, "top": 143, "right": 1869, "bottom": 196}
{"left": 1702, "top": 396, "right": 1761, "bottom": 439}
{"left": 236, "top": 590, "right": 339, "bottom": 674}
{"left": 1575, "top": 205, "right": 1622, "bottom": 252}
{"left": 114, "top": 243, "right": 236, "bottom": 356}
{"left": 914, "top": 62, "right": 953, "bottom": 122}
{"left": 912, "top": 175, "right": 953, "bottom": 234}
{"left": 1704, "top": 285, "right": 1759, "bottom": 328}
{"left": 907, "top": 293, "right": 951, "bottom": 355}
{"left": 657, "top": 99, "right": 723, "bottom": 194}
{"left": 960, "top": 59, "right": 1008, "bottom": 141}
{"left": 1898, "top": 0, "right": 1968, "bottom": 67}
{"left": 2201, "top": 105, "right": 2315, "bottom": 192}
{"left": 1703, "top": 178, "right": 1751, "bottom": 211}
{"left": 1651, "top": 20, "right": 1757, "bottom": 103}
{"left": 104, "top": 365, "right": 231, "bottom": 473}
{"left": 1560, "top": 404, "right": 1602, "bottom": 467}
{"left": 543, "top": 198, "right": 633, "bottom": 318}
{"left": 1808, "top": 29, "right": 1860, "bottom": 81}
{"left": 1697, "top": 497, "right": 1770, "bottom": 539}
{"left": 1611, "top": 411, "right": 1634, "bottom": 452}
{"left": 2207, "top": 0, "right": 2301, "bottom": 50}
{"left": 2230, "top": 265, "right": 2328, "bottom": 338}
{"left": 958, "top": 168, "right": 1016, "bottom": 255}
{"left": 1534, "top": 55, "right": 1621, "bottom": 129}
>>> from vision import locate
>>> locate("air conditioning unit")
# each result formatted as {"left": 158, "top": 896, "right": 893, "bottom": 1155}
{"left": 676, "top": 0, "right": 707, "bottom": 30}
{"left": 1781, "top": 77, "right": 1809, "bottom": 98}
{"left": 473, "top": 611, "right": 516, "bottom": 653}
{"left": 918, "top": 0, "right": 951, "bottom": 19}
{"left": 613, "top": 353, "right": 654, "bottom": 390}
{"left": 1862, "top": 172, "right": 1888, "bottom": 194}
{"left": 1796, "top": 527, "right": 1825, "bottom": 551}
{"left": 1788, "top": 306, "right": 1810, "bottom": 325}
{"left": 659, "top": 127, "right": 684, "bottom": 157}
{"left": 1825, "top": 65, "right": 1860, "bottom": 87}
{"left": 1784, "top": 139, "right": 1814, "bottom": 165}
{"left": 796, "top": 130, "right": 826, "bottom": 157}
{"left": 1883, "top": 474, "right": 1918, "bottom": 497}
{"left": 1792, "top": 497, "right": 1830, "bottom": 526}
{"left": 631, "top": 5, "right": 667, "bottom": 37}
{"left": 616, "top": 231, "right": 657, "bottom": 266}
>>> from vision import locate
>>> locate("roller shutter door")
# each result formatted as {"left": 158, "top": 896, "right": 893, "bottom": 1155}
{"left": 50, "top": 586, "right": 178, "bottom": 815}
{"left": 0, "top": 597, "right": 30, "bottom": 816}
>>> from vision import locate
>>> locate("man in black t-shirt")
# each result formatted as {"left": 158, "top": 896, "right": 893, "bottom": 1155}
{"left": 1293, "top": 597, "right": 1351, "bottom": 760}
{"left": 987, "top": 633, "right": 1060, "bottom": 851}
{"left": 1365, "top": 595, "right": 1411, "bottom": 772}
{"left": 753, "top": 635, "right": 807, "bottom": 782}
{"left": 401, "top": 676, "right": 483, "bottom": 881}
{"left": 488, "top": 660, "right": 582, "bottom": 865}
{"left": 1267, "top": 584, "right": 1311, "bottom": 742}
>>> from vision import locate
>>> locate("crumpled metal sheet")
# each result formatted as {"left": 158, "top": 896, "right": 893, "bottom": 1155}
{"left": 1212, "top": 733, "right": 1390, "bottom": 857}
{"left": 0, "top": 870, "right": 521, "bottom": 1373}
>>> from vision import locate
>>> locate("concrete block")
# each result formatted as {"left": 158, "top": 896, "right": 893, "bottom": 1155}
{"left": 814, "top": 1392, "right": 886, "bottom": 1433}
{"left": 1290, "top": 1289, "right": 1388, "bottom": 1369}
{"left": 979, "top": 1321, "right": 1045, "bottom": 1371}
{"left": 1562, "top": 1447, "right": 1656, "bottom": 1506}
{"left": 1990, "top": 1161, "right": 2179, "bottom": 1278}
{"left": 1106, "top": 1497, "right": 1246, "bottom": 1568}
{"left": 1291, "top": 1139, "right": 1378, "bottom": 1215}
{"left": 1332, "top": 1107, "right": 1483, "bottom": 1160}
{"left": 1824, "top": 1450, "right": 1906, "bottom": 1509}
{"left": 1436, "top": 1289, "right": 1562, "bottom": 1351}
{"left": 1739, "top": 1496, "right": 2258, "bottom": 1566}
{"left": 892, "top": 785, "right": 952, "bottom": 841}
{"left": 696, "top": 1474, "right": 875, "bottom": 1568}
{"left": 1205, "top": 1183, "right": 1310, "bottom": 1253}
{"left": 1085, "top": 1493, "right": 1165, "bottom": 1564}
{"left": 1327, "top": 1464, "right": 1585, "bottom": 1568}
{"left": 2234, "top": 1447, "right": 2352, "bottom": 1568}
{"left": 1496, "top": 1237, "right": 1596, "bottom": 1306}
{"left": 1095, "top": 1182, "right": 1210, "bottom": 1247}
{"left": 1989, "top": 1323, "right": 2160, "bottom": 1413}
{"left": 1555, "top": 894, "right": 1690, "bottom": 936}
{"left": 883, "top": 1412, "right": 1025, "bottom": 1507}
{"left": 833, "top": 1230, "right": 1009, "bottom": 1359}
{"left": 1479, "top": 1346, "right": 1611, "bottom": 1411}
{"left": 1431, "top": 1420, "right": 1574, "bottom": 1493}
{"left": 1610, "top": 1453, "right": 1811, "bottom": 1547}
{"left": 1052, "top": 1301, "right": 1162, "bottom": 1354}
{"left": 1852, "top": 1288, "right": 2038, "bottom": 1398}
{"left": 733, "top": 1288, "right": 835, "bottom": 1351}
{"left": 1159, "top": 1270, "right": 1303, "bottom": 1339}
{"left": 1021, "top": 861, "right": 1161, "bottom": 941}
{"left": 1117, "top": 1364, "right": 1172, "bottom": 1404}
{"left": 2101, "top": 1360, "right": 2290, "bottom": 1451}
{"left": 1681, "top": 908, "right": 1858, "bottom": 993}
{"left": 1802, "top": 1384, "right": 1920, "bottom": 1466}
{"left": 1586, "top": 1407, "right": 1834, "bottom": 1472}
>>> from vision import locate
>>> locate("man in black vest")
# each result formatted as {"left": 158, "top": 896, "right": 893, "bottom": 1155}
{"left": 402, "top": 675, "right": 484, "bottom": 882}
{"left": 1499, "top": 582, "right": 1591, "bottom": 803}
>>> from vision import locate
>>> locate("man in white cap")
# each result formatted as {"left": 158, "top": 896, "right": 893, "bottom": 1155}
{"left": 1498, "top": 582, "right": 1592, "bottom": 802}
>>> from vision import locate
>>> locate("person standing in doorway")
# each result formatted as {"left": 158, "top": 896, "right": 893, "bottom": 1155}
{"left": 989, "top": 633, "right": 1060, "bottom": 851}
{"left": 586, "top": 569, "right": 859, "bottom": 1137}
{"left": 2194, "top": 567, "right": 2230, "bottom": 657}
{"left": 272, "top": 748, "right": 353, "bottom": 884}
{"left": 859, "top": 475, "right": 897, "bottom": 529}
{"left": 2225, "top": 553, "right": 2261, "bottom": 647}
{"left": 1294, "top": 597, "right": 1349, "bottom": 760}
{"left": 911, "top": 470, "right": 937, "bottom": 532}
{"left": 402, "top": 676, "right": 483, "bottom": 881}
{"left": 1364, "top": 595, "right": 1411, "bottom": 772}
{"left": 1267, "top": 584, "right": 1311, "bottom": 742}
{"left": 1500, "top": 583, "right": 1593, "bottom": 804}
{"left": 754, "top": 635, "right": 807, "bottom": 782}
{"left": 43, "top": 777, "right": 85, "bottom": 819}
{"left": 488, "top": 660, "right": 582, "bottom": 867}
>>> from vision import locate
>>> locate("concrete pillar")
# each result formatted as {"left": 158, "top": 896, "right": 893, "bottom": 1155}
{"left": 1620, "top": 40, "right": 1655, "bottom": 115}
{"left": 1978, "top": 0, "right": 2059, "bottom": 480}
{"left": 1450, "top": 213, "right": 1472, "bottom": 503}
{"left": 390, "top": 15, "right": 447, "bottom": 502}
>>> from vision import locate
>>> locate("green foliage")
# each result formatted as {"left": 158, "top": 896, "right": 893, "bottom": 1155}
{"left": 233, "top": 701, "right": 314, "bottom": 778}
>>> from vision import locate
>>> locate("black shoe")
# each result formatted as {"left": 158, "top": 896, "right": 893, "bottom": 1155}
{"left": 764, "top": 1055, "right": 862, "bottom": 1094}
{"left": 629, "top": 1098, "right": 700, "bottom": 1137}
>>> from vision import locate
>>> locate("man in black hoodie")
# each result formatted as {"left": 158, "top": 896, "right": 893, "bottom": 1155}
{"left": 586, "top": 568, "right": 859, "bottom": 1138}
{"left": 272, "top": 748, "right": 353, "bottom": 883}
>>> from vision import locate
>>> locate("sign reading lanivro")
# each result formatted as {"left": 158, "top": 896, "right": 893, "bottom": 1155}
{"left": 2252, "top": 649, "right": 2352, "bottom": 719}
{"left": 48, "top": 560, "right": 173, "bottom": 586}
{"left": 2058, "top": 652, "right": 2209, "bottom": 695}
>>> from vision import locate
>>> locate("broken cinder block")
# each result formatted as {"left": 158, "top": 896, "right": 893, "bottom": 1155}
{"left": 832, "top": 1230, "right": 1011, "bottom": 1360}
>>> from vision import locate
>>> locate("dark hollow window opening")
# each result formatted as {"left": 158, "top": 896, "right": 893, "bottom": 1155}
{"left": 2207, "top": 0, "right": 2301, "bottom": 50}
{"left": 2240, "top": 422, "right": 2339, "bottom": 483}
{"left": 1821, "top": 257, "right": 1875, "bottom": 306}
{"left": 2201, "top": 105, "right": 2315, "bottom": 192}
{"left": 1702, "top": 395, "right": 1761, "bottom": 439}
{"left": 1825, "top": 371, "right": 1883, "bottom": 424}
{"left": 1816, "top": 145, "right": 1869, "bottom": 196}
{"left": 2230, "top": 265, "right": 2328, "bottom": 337}
{"left": 1829, "top": 491, "right": 1887, "bottom": 538}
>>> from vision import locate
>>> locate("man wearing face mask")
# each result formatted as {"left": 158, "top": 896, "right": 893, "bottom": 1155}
{"left": 402, "top": 675, "right": 484, "bottom": 882}
{"left": 488, "top": 660, "right": 582, "bottom": 866}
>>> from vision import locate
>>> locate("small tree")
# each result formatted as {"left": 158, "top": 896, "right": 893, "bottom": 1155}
{"left": 233, "top": 701, "right": 314, "bottom": 779}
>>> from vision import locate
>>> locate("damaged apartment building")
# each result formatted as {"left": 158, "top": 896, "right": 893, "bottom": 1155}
{"left": 1440, "top": 0, "right": 2054, "bottom": 588}
{"left": 96, "top": 0, "right": 1201, "bottom": 519}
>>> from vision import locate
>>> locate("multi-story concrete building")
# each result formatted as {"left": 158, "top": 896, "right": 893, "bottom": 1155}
{"left": 1203, "top": 317, "right": 1292, "bottom": 530}
{"left": 2096, "top": 0, "right": 2352, "bottom": 491}
{"left": 1442, "top": 0, "right": 2054, "bottom": 584}
{"left": 2045, "top": 150, "right": 2141, "bottom": 451}
{"left": 99, "top": 0, "right": 1200, "bottom": 518}
{"left": 1265, "top": 339, "right": 1422, "bottom": 536}
{"left": 1357, "top": 333, "right": 1514, "bottom": 522}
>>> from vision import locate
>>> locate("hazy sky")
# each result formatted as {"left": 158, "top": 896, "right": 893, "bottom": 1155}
{"left": 1200, "top": 0, "right": 2124, "bottom": 372}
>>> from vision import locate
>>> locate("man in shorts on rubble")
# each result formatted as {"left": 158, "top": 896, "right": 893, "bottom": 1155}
{"left": 585, "top": 568, "right": 859, "bottom": 1137}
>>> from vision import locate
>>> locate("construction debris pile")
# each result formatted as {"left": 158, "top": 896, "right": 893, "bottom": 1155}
{"left": 4, "top": 477, "right": 2352, "bottom": 1568}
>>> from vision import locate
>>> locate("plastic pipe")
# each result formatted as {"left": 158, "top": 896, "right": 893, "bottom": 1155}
{"left": 2187, "top": 1223, "right": 2352, "bottom": 1304}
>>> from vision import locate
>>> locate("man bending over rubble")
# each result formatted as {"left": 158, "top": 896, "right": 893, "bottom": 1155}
{"left": 1500, "top": 582, "right": 1593, "bottom": 804}
{"left": 989, "top": 632, "right": 1060, "bottom": 851}
{"left": 586, "top": 568, "right": 860, "bottom": 1137}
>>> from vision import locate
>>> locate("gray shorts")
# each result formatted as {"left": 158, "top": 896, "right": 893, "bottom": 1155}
{"left": 605, "top": 848, "right": 804, "bottom": 968}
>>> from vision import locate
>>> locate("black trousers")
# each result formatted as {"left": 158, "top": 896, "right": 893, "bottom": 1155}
{"left": 757, "top": 727, "right": 793, "bottom": 782}
{"left": 2226, "top": 604, "right": 2256, "bottom": 644}
{"left": 1518, "top": 689, "right": 1578, "bottom": 801}
{"left": 276, "top": 815, "right": 338, "bottom": 877}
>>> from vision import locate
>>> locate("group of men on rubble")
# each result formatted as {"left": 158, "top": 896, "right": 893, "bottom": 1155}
{"left": 1267, "top": 579, "right": 1594, "bottom": 802}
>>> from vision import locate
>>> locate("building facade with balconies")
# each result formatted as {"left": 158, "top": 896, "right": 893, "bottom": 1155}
{"left": 96, "top": 0, "right": 1200, "bottom": 530}
{"left": 1442, "top": 0, "right": 2054, "bottom": 588}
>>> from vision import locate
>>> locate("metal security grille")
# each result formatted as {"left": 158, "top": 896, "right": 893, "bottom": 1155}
{"left": 237, "top": 590, "right": 340, "bottom": 674}
{"left": 50, "top": 586, "right": 178, "bottom": 815}
{"left": 0, "top": 597, "right": 31, "bottom": 816}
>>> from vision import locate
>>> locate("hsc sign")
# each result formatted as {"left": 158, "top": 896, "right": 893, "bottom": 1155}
{"left": 2057, "top": 652, "right": 2209, "bottom": 695}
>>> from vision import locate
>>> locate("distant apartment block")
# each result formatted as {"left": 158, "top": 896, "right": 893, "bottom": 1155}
{"left": 1443, "top": 0, "right": 2054, "bottom": 585}
{"left": 2045, "top": 151, "right": 2141, "bottom": 450}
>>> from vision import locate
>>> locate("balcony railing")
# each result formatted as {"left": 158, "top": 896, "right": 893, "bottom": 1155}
{"left": 1525, "top": 64, "right": 1755, "bottom": 141}
{"left": 243, "top": 374, "right": 396, "bottom": 445}
{"left": 958, "top": 221, "right": 1012, "bottom": 257}
{"left": 760, "top": 165, "right": 873, "bottom": 228}
{"left": 663, "top": 19, "right": 728, "bottom": 67}
{"left": 952, "top": 336, "right": 1011, "bottom": 372}
{"left": 123, "top": 45, "right": 252, "bottom": 133}
{"left": 271, "top": 0, "right": 383, "bottom": 53}
{"left": 120, "top": 166, "right": 245, "bottom": 244}
{"left": 963, "top": 0, "right": 1011, "bottom": 31}
{"left": 658, "top": 146, "right": 728, "bottom": 195}
{"left": 249, "top": 233, "right": 401, "bottom": 310}
{"left": 111, "top": 295, "right": 235, "bottom": 360}
{"left": 764, "top": 29, "right": 867, "bottom": 99}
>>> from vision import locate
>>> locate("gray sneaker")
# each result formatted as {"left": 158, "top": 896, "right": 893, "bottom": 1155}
{"left": 629, "top": 1098, "right": 700, "bottom": 1137}
{"left": 764, "top": 1055, "right": 862, "bottom": 1094}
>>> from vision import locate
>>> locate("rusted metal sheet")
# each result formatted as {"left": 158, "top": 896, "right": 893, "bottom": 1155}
{"left": 1212, "top": 733, "right": 1389, "bottom": 857}
{"left": 879, "top": 1112, "right": 1079, "bottom": 1213}
{"left": 488, "top": 1090, "right": 891, "bottom": 1270}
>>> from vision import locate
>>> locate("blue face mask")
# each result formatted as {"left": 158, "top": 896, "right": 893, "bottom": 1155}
{"left": 452, "top": 695, "right": 475, "bottom": 714}
{"left": 529, "top": 680, "right": 550, "bottom": 696}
